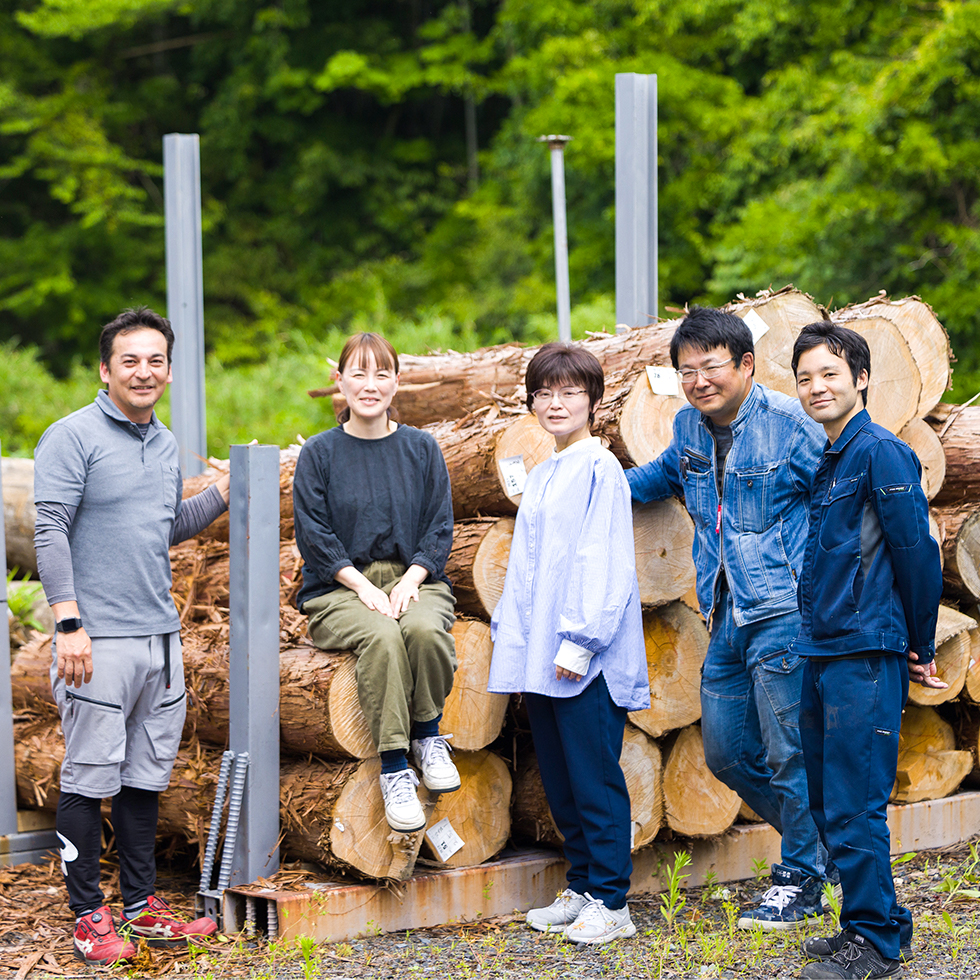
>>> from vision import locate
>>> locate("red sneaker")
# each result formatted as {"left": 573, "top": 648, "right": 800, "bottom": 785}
{"left": 121, "top": 895, "right": 218, "bottom": 947}
{"left": 73, "top": 906, "right": 136, "bottom": 964}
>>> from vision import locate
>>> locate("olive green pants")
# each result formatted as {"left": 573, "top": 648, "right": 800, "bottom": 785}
{"left": 302, "top": 561, "right": 457, "bottom": 753}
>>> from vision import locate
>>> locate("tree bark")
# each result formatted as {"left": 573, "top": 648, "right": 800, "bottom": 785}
{"left": 943, "top": 702, "right": 980, "bottom": 789}
{"left": 927, "top": 404, "right": 980, "bottom": 508}
{"left": 419, "top": 749, "right": 512, "bottom": 868}
{"left": 628, "top": 602, "right": 708, "bottom": 739}
{"left": 931, "top": 503, "right": 980, "bottom": 600}
{"left": 444, "top": 517, "right": 514, "bottom": 618}
{"left": 892, "top": 704, "right": 972, "bottom": 804}
{"left": 426, "top": 412, "right": 554, "bottom": 519}
{"left": 662, "top": 724, "right": 740, "bottom": 837}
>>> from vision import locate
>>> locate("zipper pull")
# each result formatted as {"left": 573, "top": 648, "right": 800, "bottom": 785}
{"left": 715, "top": 502, "right": 722, "bottom": 534}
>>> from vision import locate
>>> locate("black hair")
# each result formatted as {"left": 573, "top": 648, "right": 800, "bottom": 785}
{"left": 792, "top": 321, "right": 871, "bottom": 406}
{"left": 99, "top": 306, "right": 174, "bottom": 366}
{"left": 524, "top": 342, "right": 605, "bottom": 425}
{"left": 669, "top": 305, "right": 755, "bottom": 376}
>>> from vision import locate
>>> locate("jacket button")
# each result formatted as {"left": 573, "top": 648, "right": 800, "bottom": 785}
{"left": 747, "top": 479, "right": 753, "bottom": 488}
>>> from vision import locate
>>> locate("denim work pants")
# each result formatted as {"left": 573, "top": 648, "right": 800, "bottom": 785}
{"left": 304, "top": 561, "right": 457, "bottom": 753}
{"left": 800, "top": 655, "right": 913, "bottom": 961}
{"left": 524, "top": 673, "right": 633, "bottom": 909}
{"left": 700, "top": 589, "right": 824, "bottom": 880}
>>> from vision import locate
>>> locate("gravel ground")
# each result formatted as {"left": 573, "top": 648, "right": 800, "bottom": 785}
{"left": 2, "top": 837, "right": 978, "bottom": 978}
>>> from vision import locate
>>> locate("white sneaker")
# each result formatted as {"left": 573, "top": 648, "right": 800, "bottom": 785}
{"left": 411, "top": 734, "right": 461, "bottom": 792}
{"left": 564, "top": 893, "right": 636, "bottom": 945}
{"left": 526, "top": 888, "right": 588, "bottom": 933}
{"left": 379, "top": 769, "right": 426, "bottom": 832}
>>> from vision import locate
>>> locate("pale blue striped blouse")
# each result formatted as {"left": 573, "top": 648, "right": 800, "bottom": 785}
{"left": 488, "top": 437, "right": 650, "bottom": 709}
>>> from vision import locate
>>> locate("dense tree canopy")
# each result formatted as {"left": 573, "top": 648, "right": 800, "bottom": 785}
{"left": 2, "top": 0, "right": 979, "bottom": 373}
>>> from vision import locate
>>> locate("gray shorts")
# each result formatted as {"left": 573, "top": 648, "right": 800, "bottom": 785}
{"left": 51, "top": 632, "right": 186, "bottom": 797}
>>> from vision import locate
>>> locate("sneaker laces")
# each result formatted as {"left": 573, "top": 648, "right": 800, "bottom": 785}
{"left": 548, "top": 888, "right": 581, "bottom": 911}
{"left": 382, "top": 768, "right": 420, "bottom": 805}
{"left": 572, "top": 894, "right": 609, "bottom": 926}
{"left": 758, "top": 884, "right": 801, "bottom": 911}
{"left": 415, "top": 733, "right": 454, "bottom": 768}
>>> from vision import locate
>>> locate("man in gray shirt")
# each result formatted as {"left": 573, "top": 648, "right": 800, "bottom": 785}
{"left": 34, "top": 307, "right": 230, "bottom": 965}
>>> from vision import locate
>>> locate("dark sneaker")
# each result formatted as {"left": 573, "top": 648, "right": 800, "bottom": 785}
{"left": 799, "top": 933, "right": 903, "bottom": 978}
{"left": 121, "top": 894, "right": 218, "bottom": 947}
{"left": 737, "top": 863, "right": 824, "bottom": 930}
{"left": 73, "top": 906, "right": 136, "bottom": 964}
{"left": 803, "top": 929, "right": 913, "bottom": 965}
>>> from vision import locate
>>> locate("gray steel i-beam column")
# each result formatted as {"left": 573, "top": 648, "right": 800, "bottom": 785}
{"left": 164, "top": 133, "right": 207, "bottom": 478}
{"left": 228, "top": 444, "right": 281, "bottom": 883}
{"left": 0, "top": 444, "right": 17, "bottom": 836}
{"left": 615, "top": 73, "right": 658, "bottom": 329}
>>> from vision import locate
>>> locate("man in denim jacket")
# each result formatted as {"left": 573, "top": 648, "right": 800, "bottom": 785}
{"left": 628, "top": 306, "right": 828, "bottom": 928}
{"left": 791, "top": 321, "right": 944, "bottom": 980}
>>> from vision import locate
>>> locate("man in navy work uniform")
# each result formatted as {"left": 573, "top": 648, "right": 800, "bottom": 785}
{"left": 33, "top": 308, "right": 231, "bottom": 965}
{"left": 627, "top": 306, "right": 831, "bottom": 929}
{"left": 791, "top": 321, "right": 945, "bottom": 980}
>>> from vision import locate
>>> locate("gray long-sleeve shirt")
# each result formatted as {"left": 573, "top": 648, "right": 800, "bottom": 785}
{"left": 33, "top": 390, "right": 227, "bottom": 636}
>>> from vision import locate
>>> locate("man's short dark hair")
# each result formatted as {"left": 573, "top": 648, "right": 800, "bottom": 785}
{"left": 99, "top": 307, "right": 175, "bottom": 366}
{"left": 525, "top": 342, "right": 605, "bottom": 423}
{"left": 669, "top": 305, "right": 755, "bottom": 375}
{"left": 792, "top": 321, "right": 871, "bottom": 406}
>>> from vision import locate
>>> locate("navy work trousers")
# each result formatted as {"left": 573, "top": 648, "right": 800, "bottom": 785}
{"left": 524, "top": 672, "right": 632, "bottom": 909}
{"left": 800, "top": 654, "right": 913, "bottom": 960}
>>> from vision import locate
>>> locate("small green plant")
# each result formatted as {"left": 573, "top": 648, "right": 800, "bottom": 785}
{"left": 6, "top": 568, "right": 46, "bottom": 631}
{"left": 298, "top": 935, "right": 319, "bottom": 980}
{"left": 823, "top": 880, "right": 842, "bottom": 932}
{"left": 659, "top": 850, "right": 692, "bottom": 930}
{"left": 751, "top": 857, "right": 769, "bottom": 882}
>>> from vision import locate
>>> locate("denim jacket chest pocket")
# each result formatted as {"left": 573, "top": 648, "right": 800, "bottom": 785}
{"left": 731, "top": 462, "right": 781, "bottom": 533}
{"left": 680, "top": 449, "right": 714, "bottom": 529}
{"left": 818, "top": 475, "right": 864, "bottom": 552}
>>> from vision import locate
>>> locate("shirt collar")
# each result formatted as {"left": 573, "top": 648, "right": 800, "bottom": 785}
{"left": 698, "top": 380, "right": 759, "bottom": 434}
{"left": 551, "top": 435, "right": 601, "bottom": 459}
{"left": 95, "top": 388, "right": 161, "bottom": 429}
{"left": 826, "top": 408, "right": 871, "bottom": 454}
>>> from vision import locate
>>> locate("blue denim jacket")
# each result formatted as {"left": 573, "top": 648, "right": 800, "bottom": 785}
{"left": 627, "top": 383, "right": 825, "bottom": 627}
{"left": 790, "top": 409, "right": 941, "bottom": 664}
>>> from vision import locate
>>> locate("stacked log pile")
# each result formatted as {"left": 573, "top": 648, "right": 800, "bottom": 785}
{"left": 10, "top": 284, "right": 980, "bottom": 883}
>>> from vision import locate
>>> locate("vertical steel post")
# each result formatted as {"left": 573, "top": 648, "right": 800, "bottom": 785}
{"left": 0, "top": 444, "right": 17, "bottom": 835}
{"left": 615, "top": 74, "right": 658, "bottom": 329}
{"left": 228, "top": 444, "right": 280, "bottom": 883}
{"left": 538, "top": 135, "right": 573, "bottom": 343}
{"left": 164, "top": 133, "right": 207, "bottom": 478}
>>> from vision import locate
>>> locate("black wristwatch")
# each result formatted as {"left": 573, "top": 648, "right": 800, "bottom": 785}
{"left": 55, "top": 617, "right": 84, "bottom": 634}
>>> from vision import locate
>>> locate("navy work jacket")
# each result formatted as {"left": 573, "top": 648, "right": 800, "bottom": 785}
{"left": 790, "top": 409, "right": 942, "bottom": 664}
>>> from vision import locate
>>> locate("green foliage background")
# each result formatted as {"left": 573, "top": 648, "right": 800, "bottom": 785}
{"left": 3, "top": 0, "right": 980, "bottom": 453}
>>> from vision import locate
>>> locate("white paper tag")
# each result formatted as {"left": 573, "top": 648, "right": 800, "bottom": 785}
{"left": 499, "top": 454, "right": 528, "bottom": 496}
{"left": 645, "top": 365, "right": 679, "bottom": 397}
{"left": 425, "top": 817, "right": 465, "bottom": 862}
{"left": 743, "top": 308, "right": 770, "bottom": 343}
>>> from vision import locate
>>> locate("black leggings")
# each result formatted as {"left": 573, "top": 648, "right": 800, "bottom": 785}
{"left": 57, "top": 787, "right": 159, "bottom": 914}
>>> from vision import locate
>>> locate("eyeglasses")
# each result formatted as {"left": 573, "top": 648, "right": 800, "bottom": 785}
{"left": 676, "top": 358, "right": 734, "bottom": 384}
{"left": 531, "top": 387, "right": 589, "bottom": 403}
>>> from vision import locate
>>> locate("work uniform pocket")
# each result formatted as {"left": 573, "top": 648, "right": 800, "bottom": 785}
{"left": 63, "top": 693, "right": 127, "bottom": 765}
{"left": 142, "top": 690, "right": 187, "bottom": 763}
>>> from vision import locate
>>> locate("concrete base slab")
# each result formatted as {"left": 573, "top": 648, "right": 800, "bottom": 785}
{"left": 0, "top": 821, "right": 59, "bottom": 868}
{"left": 224, "top": 791, "right": 980, "bottom": 941}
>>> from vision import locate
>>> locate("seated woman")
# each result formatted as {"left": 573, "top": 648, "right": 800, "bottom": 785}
{"left": 489, "top": 342, "right": 649, "bottom": 945}
{"left": 293, "top": 332, "right": 457, "bottom": 833}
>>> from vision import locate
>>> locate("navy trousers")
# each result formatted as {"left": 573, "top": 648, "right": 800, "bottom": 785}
{"left": 800, "top": 655, "right": 913, "bottom": 961}
{"left": 524, "top": 673, "right": 633, "bottom": 909}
